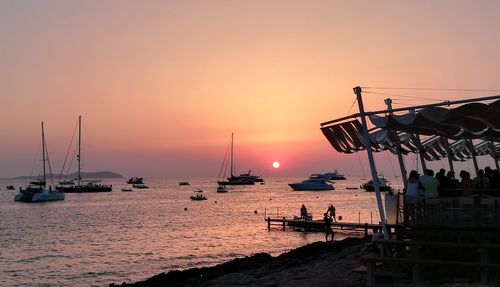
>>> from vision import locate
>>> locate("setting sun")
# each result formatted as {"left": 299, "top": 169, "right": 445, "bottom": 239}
{"left": 272, "top": 161, "right": 280, "bottom": 169}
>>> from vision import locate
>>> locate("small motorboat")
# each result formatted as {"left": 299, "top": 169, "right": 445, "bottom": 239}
{"left": 121, "top": 188, "right": 133, "bottom": 192}
{"left": 346, "top": 187, "right": 359, "bottom": 190}
{"left": 127, "top": 177, "right": 144, "bottom": 184}
{"left": 179, "top": 181, "right": 190, "bottom": 186}
{"left": 133, "top": 184, "right": 149, "bottom": 189}
{"left": 6, "top": 185, "right": 15, "bottom": 190}
{"left": 190, "top": 191, "right": 207, "bottom": 201}
{"left": 216, "top": 185, "right": 228, "bottom": 193}
{"left": 361, "top": 176, "right": 392, "bottom": 192}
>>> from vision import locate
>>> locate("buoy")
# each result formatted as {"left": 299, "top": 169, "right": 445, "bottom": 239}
{"left": 215, "top": 201, "right": 217, "bottom": 203}
{"left": 184, "top": 207, "right": 188, "bottom": 211}
{"left": 338, "top": 215, "right": 343, "bottom": 221}
{"left": 254, "top": 210, "right": 257, "bottom": 214}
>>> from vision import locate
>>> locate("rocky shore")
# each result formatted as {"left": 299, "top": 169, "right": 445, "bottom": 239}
{"left": 110, "top": 237, "right": 370, "bottom": 287}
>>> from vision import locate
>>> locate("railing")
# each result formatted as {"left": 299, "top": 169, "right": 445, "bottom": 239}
{"left": 402, "top": 195, "right": 500, "bottom": 227}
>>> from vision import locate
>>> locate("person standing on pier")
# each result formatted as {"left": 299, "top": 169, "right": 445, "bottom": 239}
{"left": 327, "top": 204, "right": 337, "bottom": 222}
{"left": 300, "top": 204, "right": 308, "bottom": 219}
{"left": 324, "top": 213, "right": 335, "bottom": 242}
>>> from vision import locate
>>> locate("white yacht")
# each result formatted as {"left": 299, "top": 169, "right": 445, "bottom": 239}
{"left": 288, "top": 178, "right": 335, "bottom": 191}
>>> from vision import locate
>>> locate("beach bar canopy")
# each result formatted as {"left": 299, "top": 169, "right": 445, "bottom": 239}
{"left": 321, "top": 98, "right": 500, "bottom": 161}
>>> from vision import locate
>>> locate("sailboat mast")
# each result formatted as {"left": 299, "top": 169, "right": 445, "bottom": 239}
{"left": 78, "top": 116, "right": 81, "bottom": 186}
{"left": 41, "top": 122, "right": 46, "bottom": 183}
{"left": 230, "top": 132, "right": 234, "bottom": 177}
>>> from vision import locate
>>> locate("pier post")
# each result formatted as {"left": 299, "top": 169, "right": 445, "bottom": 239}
{"left": 282, "top": 217, "right": 286, "bottom": 231}
{"left": 365, "top": 223, "right": 368, "bottom": 237}
{"left": 267, "top": 217, "right": 271, "bottom": 230}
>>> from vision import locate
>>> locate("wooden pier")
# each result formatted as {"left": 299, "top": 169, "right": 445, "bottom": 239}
{"left": 266, "top": 217, "right": 382, "bottom": 236}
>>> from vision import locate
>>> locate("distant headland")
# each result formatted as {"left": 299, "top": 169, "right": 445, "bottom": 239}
{"left": 13, "top": 171, "right": 124, "bottom": 179}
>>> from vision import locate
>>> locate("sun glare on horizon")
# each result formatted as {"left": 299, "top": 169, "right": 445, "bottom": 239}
{"left": 272, "top": 161, "right": 280, "bottom": 169}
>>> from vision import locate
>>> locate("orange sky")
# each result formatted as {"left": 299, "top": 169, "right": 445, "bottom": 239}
{"left": 1, "top": 1, "right": 499, "bottom": 178}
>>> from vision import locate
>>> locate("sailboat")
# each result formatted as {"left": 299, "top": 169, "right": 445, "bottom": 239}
{"left": 217, "top": 133, "right": 260, "bottom": 185}
{"left": 56, "top": 116, "right": 112, "bottom": 193}
{"left": 14, "top": 122, "right": 65, "bottom": 202}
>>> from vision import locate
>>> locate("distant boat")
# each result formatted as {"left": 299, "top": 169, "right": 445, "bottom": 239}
{"left": 179, "top": 181, "right": 190, "bottom": 186}
{"left": 15, "top": 122, "right": 65, "bottom": 203}
{"left": 361, "top": 176, "right": 392, "bottom": 192}
{"left": 190, "top": 191, "right": 207, "bottom": 201}
{"left": 58, "top": 179, "right": 75, "bottom": 186}
{"left": 288, "top": 178, "right": 335, "bottom": 191}
{"left": 216, "top": 185, "right": 228, "bottom": 193}
{"left": 310, "top": 170, "right": 346, "bottom": 180}
{"left": 127, "top": 177, "right": 144, "bottom": 184}
{"left": 133, "top": 184, "right": 149, "bottom": 189}
{"left": 217, "top": 133, "right": 258, "bottom": 186}
{"left": 56, "top": 116, "right": 112, "bottom": 193}
{"left": 121, "top": 188, "right": 133, "bottom": 192}
{"left": 6, "top": 185, "right": 15, "bottom": 190}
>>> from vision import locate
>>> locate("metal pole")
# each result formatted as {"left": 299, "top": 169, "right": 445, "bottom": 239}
{"left": 446, "top": 139, "right": 455, "bottom": 175}
{"left": 354, "top": 86, "right": 390, "bottom": 240}
{"left": 41, "top": 122, "right": 46, "bottom": 184}
{"left": 414, "top": 135, "right": 427, "bottom": 172}
{"left": 491, "top": 141, "right": 500, "bottom": 170}
{"left": 469, "top": 139, "right": 479, "bottom": 177}
{"left": 385, "top": 98, "right": 407, "bottom": 187}
{"left": 230, "top": 132, "right": 234, "bottom": 177}
{"left": 78, "top": 116, "right": 81, "bottom": 186}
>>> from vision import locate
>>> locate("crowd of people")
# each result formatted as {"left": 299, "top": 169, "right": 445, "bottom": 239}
{"left": 404, "top": 166, "right": 500, "bottom": 199}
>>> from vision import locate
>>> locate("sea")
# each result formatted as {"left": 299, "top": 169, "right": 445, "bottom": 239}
{"left": 0, "top": 176, "right": 403, "bottom": 287}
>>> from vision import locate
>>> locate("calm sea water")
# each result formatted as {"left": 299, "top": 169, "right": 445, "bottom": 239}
{"left": 0, "top": 176, "right": 403, "bottom": 287}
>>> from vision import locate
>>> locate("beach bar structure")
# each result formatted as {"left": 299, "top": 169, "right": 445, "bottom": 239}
{"left": 320, "top": 87, "right": 500, "bottom": 285}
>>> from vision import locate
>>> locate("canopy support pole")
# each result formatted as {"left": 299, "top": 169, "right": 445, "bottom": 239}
{"left": 446, "top": 139, "right": 455, "bottom": 176}
{"left": 385, "top": 98, "right": 407, "bottom": 187}
{"left": 468, "top": 140, "right": 479, "bottom": 177}
{"left": 414, "top": 136, "right": 427, "bottom": 172}
{"left": 491, "top": 141, "right": 500, "bottom": 170}
{"left": 354, "top": 86, "right": 389, "bottom": 240}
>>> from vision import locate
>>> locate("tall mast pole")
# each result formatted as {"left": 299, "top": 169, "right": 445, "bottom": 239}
{"left": 354, "top": 86, "right": 389, "bottom": 240}
{"left": 230, "top": 132, "right": 234, "bottom": 177}
{"left": 42, "top": 122, "right": 46, "bottom": 184}
{"left": 78, "top": 116, "right": 81, "bottom": 186}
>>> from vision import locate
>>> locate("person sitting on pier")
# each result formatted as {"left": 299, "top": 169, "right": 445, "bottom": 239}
{"left": 300, "top": 204, "right": 308, "bottom": 220}
{"left": 323, "top": 213, "right": 334, "bottom": 242}
{"left": 327, "top": 204, "right": 337, "bottom": 223}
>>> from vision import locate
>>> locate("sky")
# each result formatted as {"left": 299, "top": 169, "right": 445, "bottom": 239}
{"left": 1, "top": 0, "right": 500, "bottom": 178}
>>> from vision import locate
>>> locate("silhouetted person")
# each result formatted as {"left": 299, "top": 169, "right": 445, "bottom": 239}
{"left": 473, "top": 169, "right": 490, "bottom": 189}
{"left": 490, "top": 170, "right": 500, "bottom": 188}
{"left": 324, "top": 213, "right": 334, "bottom": 242}
{"left": 420, "top": 169, "right": 439, "bottom": 198}
{"left": 460, "top": 170, "right": 473, "bottom": 195}
{"left": 300, "top": 204, "right": 308, "bottom": 219}
{"left": 327, "top": 204, "right": 337, "bottom": 222}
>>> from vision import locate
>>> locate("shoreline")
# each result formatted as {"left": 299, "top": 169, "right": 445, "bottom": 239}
{"left": 110, "top": 237, "right": 370, "bottom": 287}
